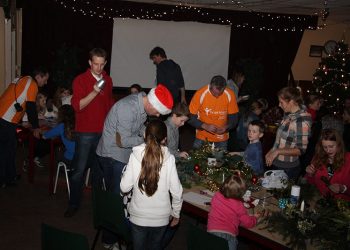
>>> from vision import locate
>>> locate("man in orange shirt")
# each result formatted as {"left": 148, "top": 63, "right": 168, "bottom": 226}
{"left": 188, "top": 75, "right": 239, "bottom": 150}
{"left": 0, "top": 67, "right": 49, "bottom": 188}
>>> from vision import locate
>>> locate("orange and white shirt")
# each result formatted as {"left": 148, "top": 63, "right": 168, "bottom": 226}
{"left": 189, "top": 85, "right": 238, "bottom": 142}
{"left": 0, "top": 76, "right": 38, "bottom": 124}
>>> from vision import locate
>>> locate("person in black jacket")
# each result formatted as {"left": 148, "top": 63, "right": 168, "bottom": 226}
{"left": 150, "top": 47, "right": 186, "bottom": 104}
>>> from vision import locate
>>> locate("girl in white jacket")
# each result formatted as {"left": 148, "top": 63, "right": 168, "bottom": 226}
{"left": 120, "top": 120, "right": 183, "bottom": 250}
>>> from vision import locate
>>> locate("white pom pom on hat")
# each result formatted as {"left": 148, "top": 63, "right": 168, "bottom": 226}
{"left": 147, "top": 84, "right": 174, "bottom": 115}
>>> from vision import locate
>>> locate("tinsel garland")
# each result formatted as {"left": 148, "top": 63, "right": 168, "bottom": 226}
{"left": 177, "top": 142, "right": 255, "bottom": 191}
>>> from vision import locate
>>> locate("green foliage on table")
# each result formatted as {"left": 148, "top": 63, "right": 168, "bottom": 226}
{"left": 176, "top": 142, "right": 255, "bottom": 191}
{"left": 263, "top": 191, "right": 350, "bottom": 250}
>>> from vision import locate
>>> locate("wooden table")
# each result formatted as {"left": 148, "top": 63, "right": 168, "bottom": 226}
{"left": 19, "top": 120, "right": 63, "bottom": 194}
{"left": 182, "top": 186, "right": 290, "bottom": 250}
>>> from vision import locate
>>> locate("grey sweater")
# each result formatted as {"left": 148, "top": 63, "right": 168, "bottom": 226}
{"left": 96, "top": 92, "right": 147, "bottom": 163}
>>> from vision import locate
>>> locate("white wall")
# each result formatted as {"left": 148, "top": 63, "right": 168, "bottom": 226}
{"left": 110, "top": 18, "right": 231, "bottom": 90}
{"left": 292, "top": 21, "right": 350, "bottom": 81}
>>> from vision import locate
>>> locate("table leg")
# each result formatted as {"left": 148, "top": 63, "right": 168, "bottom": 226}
{"left": 48, "top": 139, "right": 55, "bottom": 194}
{"left": 28, "top": 134, "right": 36, "bottom": 183}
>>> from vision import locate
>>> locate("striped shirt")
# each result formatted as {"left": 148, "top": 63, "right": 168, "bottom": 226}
{"left": 0, "top": 76, "right": 38, "bottom": 124}
{"left": 272, "top": 109, "right": 312, "bottom": 163}
{"left": 189, "top": 85, "right": 238, "bottom": 142}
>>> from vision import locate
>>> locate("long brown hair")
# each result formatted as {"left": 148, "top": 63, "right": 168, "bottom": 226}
{"left": 312, "top": 129, "right": 345, "bottom": 171}
{"left": 138, "top": 120, "right": 167, "bottom": 196}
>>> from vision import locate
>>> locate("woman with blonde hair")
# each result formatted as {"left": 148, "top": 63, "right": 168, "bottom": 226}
{"left": 120, "top": 120, "right": 183, "bottom": 250}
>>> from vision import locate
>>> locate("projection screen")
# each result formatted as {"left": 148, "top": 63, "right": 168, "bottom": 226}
{"left": 110, "top": 18, "right": 231, "bottom": 90}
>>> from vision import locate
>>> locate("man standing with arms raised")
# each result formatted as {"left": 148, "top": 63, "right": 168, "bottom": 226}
{"left": 64, "top": 48, "right": 114, "bottom": 217}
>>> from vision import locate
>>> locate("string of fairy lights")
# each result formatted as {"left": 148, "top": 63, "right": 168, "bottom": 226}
{"left": 53, "top": 0, "right": 318, "bottom": 32}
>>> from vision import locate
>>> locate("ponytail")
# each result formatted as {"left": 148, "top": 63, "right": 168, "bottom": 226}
{"left": 138, "top": 120, "right": 167, "bottom": 196}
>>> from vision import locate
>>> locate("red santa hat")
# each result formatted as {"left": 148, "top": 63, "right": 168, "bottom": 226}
{"left": 147, "top": 84, "right": 173, "bottom": 115}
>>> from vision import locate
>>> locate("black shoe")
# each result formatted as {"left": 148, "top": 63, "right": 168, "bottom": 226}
{"left": 64, "top": 206, "right": 78, "bottom": 218}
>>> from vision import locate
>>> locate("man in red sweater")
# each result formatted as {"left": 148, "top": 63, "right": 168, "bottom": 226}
{"left": 64, "top": 48, "right": 114, "bottom": 217}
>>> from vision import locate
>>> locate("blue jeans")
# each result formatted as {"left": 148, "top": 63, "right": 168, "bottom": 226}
{"left": 98, "top": 156, "right": 125, "bottom": 194}
{"left": 193, "top": 138, "right": 228, "bottom": 151}
{"left": 130, "top": 222, "right": 167, "bottom": 250}
{"left": 69, "top": 132, "right": 102, "bottom": 208}
{"left": 210, "top": 232, "right": 237, "bottom": 250}
{"left": 272, "top": 165, "right": 301, "bottom": 182}
{"left": 98, "top": 156, "right": 126, "bottom": 244}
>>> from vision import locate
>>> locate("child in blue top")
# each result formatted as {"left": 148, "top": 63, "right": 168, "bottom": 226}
{"left": 230, "top": 120, "right": 265, "bottom": 175}
{"left": 42, "top": 105, "right": 75, "bottom": 167}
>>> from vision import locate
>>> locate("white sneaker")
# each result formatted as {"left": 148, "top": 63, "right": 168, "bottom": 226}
{"left": 102, "top": 243, "right": 120, "bottom": 250}
{"left": 34, "top": 157, "right": 45, "bottom": 168}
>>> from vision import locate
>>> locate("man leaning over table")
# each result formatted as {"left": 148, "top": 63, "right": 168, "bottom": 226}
{"left": 0, "top": 67, "right": 49, "bottom": 188}
{"left": 64, "top": 48, "right": 114, "bottom": 218}
{"left": 96, "top": 84, "right": 173, "bottom": 249}
{"left": 188, "top": 75, "right": 239, "bottom": 151}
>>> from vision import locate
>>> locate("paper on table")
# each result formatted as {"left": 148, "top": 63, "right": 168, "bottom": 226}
{"left": 183, "top": 192, "right": 212, "bottom": 206}
{"left": 200, "top": 189, "right": 215, "bottom": 197}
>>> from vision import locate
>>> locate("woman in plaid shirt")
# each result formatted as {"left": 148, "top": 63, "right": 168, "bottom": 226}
{"left": 265, "top": 87, "right": 312, "bottom": 181}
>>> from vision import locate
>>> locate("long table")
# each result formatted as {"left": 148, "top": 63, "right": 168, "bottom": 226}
{"left": 18, "top": 120, "right": 63, "bottom": 194}
{"left": 182, "top": 186, "right": 291, "bottom": 250}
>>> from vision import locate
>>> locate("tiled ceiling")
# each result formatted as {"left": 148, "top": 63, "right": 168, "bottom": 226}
{"left": 127, "top": 0, "right": 350, "bottom": 24}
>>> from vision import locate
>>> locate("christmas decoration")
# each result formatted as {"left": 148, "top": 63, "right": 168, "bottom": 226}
{"left": 263, "top": 188, "right": 350, "bottom": 250}
{"left": 177, "top": 141, "right": 255, "bottom": 191}
{"left": 312, "top": 40, "right": 350, "bottom": 114}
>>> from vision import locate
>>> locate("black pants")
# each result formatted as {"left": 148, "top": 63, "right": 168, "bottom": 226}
{"left": 0, "top": 119, "right": 17, "bottom": 184}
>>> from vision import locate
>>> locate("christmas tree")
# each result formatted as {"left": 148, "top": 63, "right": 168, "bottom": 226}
{"left": 312, "top": 40, "right": 350, "bottom": 114}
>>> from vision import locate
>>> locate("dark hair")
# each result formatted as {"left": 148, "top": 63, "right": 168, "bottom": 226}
{"left": 130, "top": 84, "right": 142, "bottom": 93}
{"left": 210, "top": 75, "right": 227, "bottom": 91}
{"left": 249, "top": 120, "right": 265, "bottom": 133}
{"left": 220, "top": 172, "right": 246, "bottom": 199}
{"left": 89, "top": 48, "right": 107, "bottom": 60}
{"left": 53, "top": 87, "right": 71, "bottom": 109}
{"left": 57, "top": 105, "right": 75, "bottom": 141}
{"left": 172, "top": 103, "right": 190, "bottom": 118}
{"left": 230, "top": 66, "right": 245, "bottom": 82}
{"left": 312, "top": 129, "right": 345, "bottom": 171}
{"left": 32, "top": 66, "right": 49, "bottom": 78}
{"left": 149, "top": 46, "right": 167, "bottom": 59}
{"left": 277, "top": 87, "right": 303, "bottom": 106}
{"left": 138, "top": 120, "right": 167, "bottom": 196}
{"left": 305, "top": 94, "right": 321, "bottom": 107}
{"left": 257, "top": 98, "right": 269, "bottom": 111}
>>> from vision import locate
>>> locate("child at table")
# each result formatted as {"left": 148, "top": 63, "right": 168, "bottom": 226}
{"left": 207, "top": 173, "right": 262, "bottom": 250}
{"left": 120, "top": 120, "right": 183, "bottom": 250}
{"left": 42, "top": 105, "right": 75, "bottom": 168}
{"left": 230, "top": 120, "right": 265, "bottom": 175}
{"left": 165, "top": 102, "right": 190, "bottom": 159}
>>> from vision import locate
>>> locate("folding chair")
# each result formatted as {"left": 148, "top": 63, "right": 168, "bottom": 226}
{"left": 41, "top": 223, "right": 89, "bottom": 250}
{"left": 91, "top": 188, "right": 132, "bottom": 250}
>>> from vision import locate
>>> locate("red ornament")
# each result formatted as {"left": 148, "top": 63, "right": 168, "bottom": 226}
{"left": 194, "top": 164, "right": 200, "bottom": 172}
{"left": 252, "top": 176, "right": 258, "bottom": 185}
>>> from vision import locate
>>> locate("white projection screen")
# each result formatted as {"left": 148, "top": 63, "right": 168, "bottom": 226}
{"left": 110, "top": 18, "right": 231, "bottom": 90}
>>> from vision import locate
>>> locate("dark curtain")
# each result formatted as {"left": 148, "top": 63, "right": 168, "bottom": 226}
{"left": 229, "top": 30, "right": 304, "bottom": 105}
{"left": 19, "top": 0, "right": 314, "bottom": 100}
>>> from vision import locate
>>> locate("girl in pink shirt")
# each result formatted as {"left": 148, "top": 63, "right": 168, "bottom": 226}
{"left": 207, "top": 174, "right": 262, "bottom": 250}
